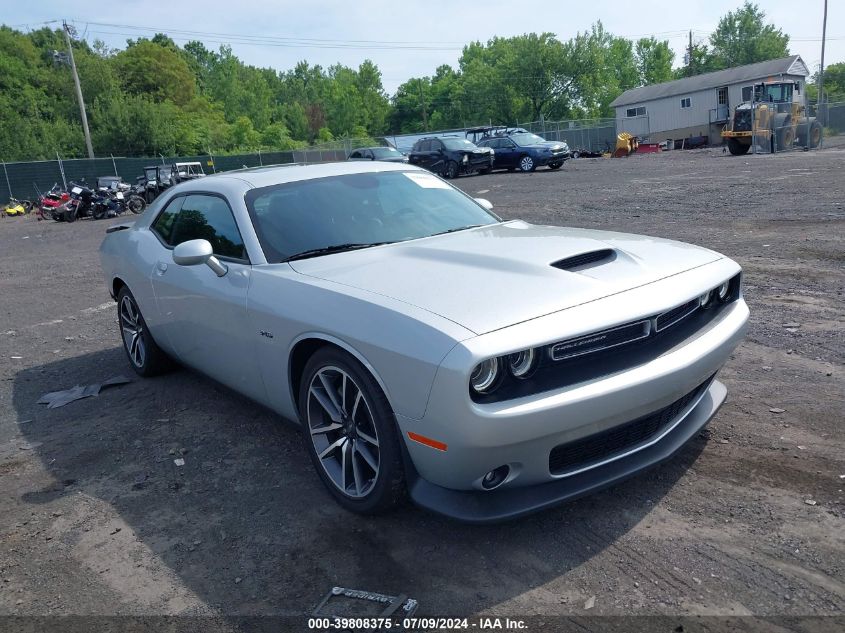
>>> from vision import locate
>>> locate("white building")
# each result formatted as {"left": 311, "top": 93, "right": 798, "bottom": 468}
{"left": 610, "top": 55, "right": 809, "bottom": 146}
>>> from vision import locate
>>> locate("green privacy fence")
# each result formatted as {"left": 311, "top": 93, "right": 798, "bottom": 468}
{"left": 0, "top": 151, "right": 302, "bottom": 203}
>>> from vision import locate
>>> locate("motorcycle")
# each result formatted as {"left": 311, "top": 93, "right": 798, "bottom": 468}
{"left": 57, "top": 182, "right": 95, "bottom": 222}
{"left": 2, "top": 197, "right": 33, "bottom": 218}
{"left": 36, "top": 183, "right": 70, "bottom": 221}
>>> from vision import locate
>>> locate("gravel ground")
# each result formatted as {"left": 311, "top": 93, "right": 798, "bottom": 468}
{"left": 0, "top": 146, "right": 842, "bottom": 629}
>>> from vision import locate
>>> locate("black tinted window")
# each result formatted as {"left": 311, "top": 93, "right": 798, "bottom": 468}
{"left": 151, "top": 196, "right": 184, "bottom": 244}
{"left": 349, "top": 151, "right": 361, "bottom": 158}
{"left": 170, "top": 195, "right": 247, "bottom": 260}
{"left": 246, "top": 171, "right": 498, "bottom": 263}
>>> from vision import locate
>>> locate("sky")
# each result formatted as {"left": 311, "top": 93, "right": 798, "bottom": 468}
{"left": 5, "top": 0, "right": 842, "bottom": 95}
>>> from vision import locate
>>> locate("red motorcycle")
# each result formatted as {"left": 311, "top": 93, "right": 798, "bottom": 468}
{"left": 36, "top": 183, "right": 70, "bottom": 221}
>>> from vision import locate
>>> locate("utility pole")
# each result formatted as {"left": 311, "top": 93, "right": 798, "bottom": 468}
{"left": 418, "top": 79, "right": 428, "bottom": 131}
{"left": 817, "top": 0, "right": 828, "bottom": 113}
{"left": 63, "top": 21, "right": 94, "bottom": 159}
{"left": 688, "top": 30, "right": 693, "bottom": 72}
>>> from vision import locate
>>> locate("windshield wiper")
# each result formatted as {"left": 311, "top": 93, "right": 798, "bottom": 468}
{"left": 284, "top": 242, "right": 394, "bottom": 262}
{"left": 430, "top": 224, "right": 484, "bottom": 237}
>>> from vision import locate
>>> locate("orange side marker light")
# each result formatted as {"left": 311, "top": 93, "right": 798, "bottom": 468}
{"left": 407, "top": 431, "right": 447, "bottom": 452}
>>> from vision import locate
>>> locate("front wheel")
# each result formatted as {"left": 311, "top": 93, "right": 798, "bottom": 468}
{"left": 299, "top": 347, "right": 405, "bottom": 514}
{"left": 519, "top": 155, "right": 536, "bottom": 172}
{"left": 116, "top": 287, "right": 172, "bottom": 377}
{"left": 727, "top": 138, "right": 750, "bottom": 155}
{"left": 127, "top": 195, "right": 146, "bottom": 214}
{"left": 548, "top": 162, "right": 562, "bottom": 170}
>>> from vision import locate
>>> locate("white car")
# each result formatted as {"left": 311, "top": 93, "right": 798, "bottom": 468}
{"left": 100, "top": 162, "right": 749, "bottom": 522}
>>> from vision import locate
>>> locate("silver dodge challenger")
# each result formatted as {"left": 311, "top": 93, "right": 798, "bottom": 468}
{"left": 99, "top": 161, "right": 749, "bottom": 522}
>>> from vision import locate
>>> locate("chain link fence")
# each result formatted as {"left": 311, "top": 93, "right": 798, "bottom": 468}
{"left": 516, "top": 118, "right": 618, "bottom": 153}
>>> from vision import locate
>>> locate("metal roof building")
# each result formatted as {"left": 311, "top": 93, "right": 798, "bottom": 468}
{"left": 610, "top": 56, "right": 809, "bottom": 146}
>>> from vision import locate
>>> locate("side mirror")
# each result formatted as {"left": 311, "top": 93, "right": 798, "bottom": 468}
{"left": 475, "top": 198, "right": 493, "bottom": 211}
{"left": 172, "top": 239, "right": 228, "bottom": 277}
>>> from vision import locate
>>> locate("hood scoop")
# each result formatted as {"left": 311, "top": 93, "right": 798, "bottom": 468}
{"left": 551, "top": 249, "right": 616, "bottom": 271}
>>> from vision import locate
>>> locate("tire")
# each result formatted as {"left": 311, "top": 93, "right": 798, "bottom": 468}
{"left": 519, "top": 155, "right": 536, "bottom": 172}
{"left": 127, "top": 195, "right": 146, "bottom": 214}
{"left": 479, "top": 167, "right": 492, "bottom": 175}
{"left": 116, "top": 287, "right": 172, "bottom": 377}
{"left": 548, "top": 162, "right": 562, "bottom": 170}
{"left": 809, "top": 121, "right": 823, "bottom": 148}
{"left": 777, "top": 126, "right": 794, "bottom": 152}
{"left": 298, "top": 347, "right": 405, "bottom": 514}
{"left": 64, "top": 207, "right": 77, "bottom": 223}
{"left": 442, "top": 160, "right": 459, "bottom": 179}
{"left": 727, "top": 138, "right": 749, "bottom": 156}
{"left": 21, "top": 200, "right": 33, "bottom": 213}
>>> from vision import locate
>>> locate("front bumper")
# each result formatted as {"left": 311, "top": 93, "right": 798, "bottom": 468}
{"left": 395, "top": 260, "right": 748, "bottom": 521}
{"left": 408, "top": 379, "right": 724, "bottom": 523}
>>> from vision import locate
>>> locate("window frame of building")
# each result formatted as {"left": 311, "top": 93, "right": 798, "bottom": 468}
{"left": 680, "top": 97, "right": 692, "bottom": 109}
{"left": 625, "top": 106, "right": 646, "bottom": 118}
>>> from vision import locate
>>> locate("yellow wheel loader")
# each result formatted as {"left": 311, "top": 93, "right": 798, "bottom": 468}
{"left": 721, "top": 81, "right": 822, "bottom": 155}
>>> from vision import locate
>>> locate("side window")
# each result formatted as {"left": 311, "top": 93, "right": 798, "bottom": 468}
{"left": 171, "top": 194, "right": 247, "bottom": 261}
{"left": 418, "top": 140, "right": 430, "bottom": 152}
{"left": 151, "top": 196, "right": 185, "bottom": 244}
{"left": 349, "top": 151, "right": 361, "bottom": 158}
{"left": 363, "top": 150, "right": 373, "bottom": 159}
{"left": 431, "top": 140, "right": 442, "bottom": 152}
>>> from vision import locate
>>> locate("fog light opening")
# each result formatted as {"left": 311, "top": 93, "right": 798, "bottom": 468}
{"left": 481, "top": 465, "right": 510, "bottom": 490}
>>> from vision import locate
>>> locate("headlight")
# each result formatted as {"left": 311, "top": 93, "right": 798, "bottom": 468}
{"left": 508, "top": 348, "right": 538, "bottom": 379}
{"left": 717, "top": 281, "right": 730, "bottom": 300}
{"left": 699, "top": 290, "right": 713, "bottom": 308}
{"left": 462, "top": 154, "right": 469, "bottom": 163}
{"left": 470, "top": 358, "right": 500, "bottom": 394}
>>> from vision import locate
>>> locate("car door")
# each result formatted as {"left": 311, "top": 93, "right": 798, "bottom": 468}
{"left": 411, "top": 140, "right": 430, "bottom": 168}
{"left": 428, "top": 139, "right": 445, "bottom": 172}
{"left": 496, "top": 138, "right": 517, "bottom": 168}
{"left": 148, "top": 192, "right": 266, "bottom": 402}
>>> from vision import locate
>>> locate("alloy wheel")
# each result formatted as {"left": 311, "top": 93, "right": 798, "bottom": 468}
{"left": 119, "top": 295, "right": 146, "bottom": 368}
{"left": 520, "top": 156, "right": 534, "bottom": 171}
{"left": 306, "top": 366, "right": 380, "bottom": 498}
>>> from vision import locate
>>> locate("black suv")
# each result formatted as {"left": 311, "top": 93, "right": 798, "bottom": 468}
{"left": 407, "top": 136, "right": 494, "bottom": 178}
{"left": 477, "top": 131, "right": 570, "bottom": 172}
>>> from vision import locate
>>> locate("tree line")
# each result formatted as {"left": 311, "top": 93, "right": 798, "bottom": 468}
{"left": 0, "top": 2, "right": 841, "bottom": 162}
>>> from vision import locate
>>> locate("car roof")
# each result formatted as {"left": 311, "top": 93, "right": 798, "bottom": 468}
{"left": 184, "top": 160, "right": 423, "bottom": 192}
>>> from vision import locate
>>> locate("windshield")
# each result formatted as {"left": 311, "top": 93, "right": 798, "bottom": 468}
{"left": 510, "top": 133, "right": 548, "bottom": 145}
{"left": 371, "top": 147, "right": 402, "bottom": 158}
{"left": 441, "top": 138, "right": 478, "bottom": 151}
{"left": 245, "top": 171, "right": 498, "bottom": 263}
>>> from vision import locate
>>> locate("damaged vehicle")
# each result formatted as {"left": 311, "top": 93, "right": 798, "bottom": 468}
{"left": 407, "top": 136, "right": 494, "bottom": 178}
{"left": 100, "top": 162, "right": 748, "bottom": 523}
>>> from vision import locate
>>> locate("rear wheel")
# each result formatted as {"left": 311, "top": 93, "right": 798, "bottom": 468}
{"left": 727, "top": 138, "right": 750, "bottom": 155}
{"left": 64, "top": 206, "right": 77, "bottom": 222}
{"left": 442, "top": 160, "right": 459, "bottom": 179}
{"left": 116, "top": 287, "right": 172, "bottom": 377}
{"left": 298, "top": 347, "right": 405, "bottom": 514}
{"left": 519, "top": 155, "right": 536, "bottom": 172}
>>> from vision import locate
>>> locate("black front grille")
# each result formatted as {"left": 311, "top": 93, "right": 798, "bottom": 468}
{"left": 734, "top": 109, "right": 752, "bottom": 131}
{"left": 548, "top": 377, "right": 713, "bottom": 475}
{"left": 552, "top": 249, "right": 615, "bottom": 270}
{"left": 550, "top": 320, "right": 649, "bottom": 360}
{"left": 655, "top": 298, "right": 699, "bottom": 331}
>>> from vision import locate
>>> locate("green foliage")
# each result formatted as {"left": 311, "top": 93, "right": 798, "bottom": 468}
{"left": 0, "top": 4, "right": 818, "bottom": 161}
{"left": 808, "top": 63, "right": 845, "bottom": 102}
{"left": 709, "top": 2, "right": 789, "bottom": 68}
{"left": 677, "top": 2, "right": 790, "bottom": 78}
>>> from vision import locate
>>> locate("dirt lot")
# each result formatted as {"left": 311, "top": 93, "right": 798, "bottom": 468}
{"left": 0, "top": 147, "right": 843, "bottom": 629}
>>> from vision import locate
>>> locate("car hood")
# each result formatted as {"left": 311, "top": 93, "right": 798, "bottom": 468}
{"left": 288, "top": 221, "right": 723, "bottom": 335}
